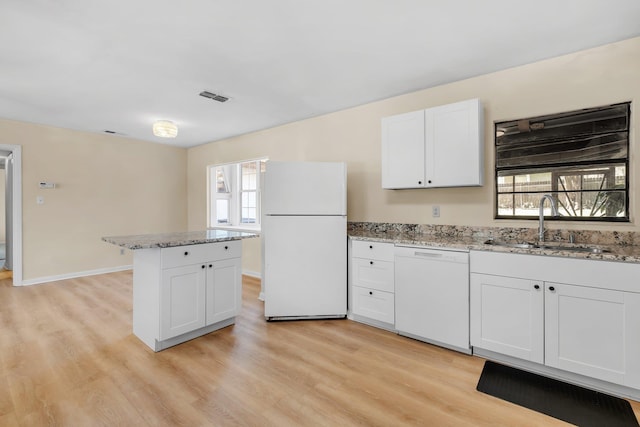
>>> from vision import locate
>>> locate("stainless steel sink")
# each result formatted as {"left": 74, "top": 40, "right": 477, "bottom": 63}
{"left": 483, "top": 239, "right": 610, "bottom": 254}
{"left": 536, "top": 245, "right": 610, "bottom": 254}
{"left": 483, "top": 240, "right": 537, "bottom": 249}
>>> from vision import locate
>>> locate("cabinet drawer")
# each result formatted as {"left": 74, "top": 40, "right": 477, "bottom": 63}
{"left": 351, "top": 240, "right": 394, "bottom": 261}
{"left": 352, "top": 286, "right": 394, "bottom": 324}
{"left": 352, "top": 258, "right": 394, "bottom": 292}
{"left": 162, "top": 241, "right": 241, "bottom": 269}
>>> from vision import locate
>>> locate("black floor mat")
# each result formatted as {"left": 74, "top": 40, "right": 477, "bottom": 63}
{"left": 477, "top": 361, "right": 639, "bottom": 427}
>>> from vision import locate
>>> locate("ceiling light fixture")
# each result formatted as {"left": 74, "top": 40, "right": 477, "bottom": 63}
{"left": 153, "top": 120, "right": 178, "bottom": 138}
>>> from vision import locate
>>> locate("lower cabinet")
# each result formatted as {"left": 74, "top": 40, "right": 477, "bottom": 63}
{"left": 470, "top": 250, "right": 640, "bottom": 394}
{"left": 134, "top": 241, "right": 242, "bottom": 351}
{"left": 545, "top": 282, "right": 640, "bottom": 387}
{"left": 352, "top": 286, "right": 395, "bottom": 324}
{"left": 348, "top": 239, "right": 395, "bottom": 329}
{"left": 160, "top": 258, "right": 242, "bottom": 341}
{"left": 206, "top": 258, "right": 242, "bottom": 325}
{"left": 470, "top": 273, "right": 543, "bottom": 363}
{"left": 160, "top": 264, "right": 207, "bottom": 340}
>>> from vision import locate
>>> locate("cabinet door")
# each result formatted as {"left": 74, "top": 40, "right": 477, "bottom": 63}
{"left": 545, "top": 282, "right": 640, "bottom": 388}
{"left": 426, "top": 98, "right": 482, "bottom": 187}
{"left": 381, "top": 110, "right": 425, "bottom": 189}
{"left": 470, "top": 273, "right": 543, "bottom": 363}
{"left": 206, "top": 258, "right": 242, "bottom": 325}
{"left": 160, "top": 264, "right": 206, "bottom": 340}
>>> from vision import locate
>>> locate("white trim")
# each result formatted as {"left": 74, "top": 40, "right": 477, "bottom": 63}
{"left": 0, "top": 144, "right": 22, "bottom": 286}
{"left": 211, "top": 225, "right": 261, "bottom": 233}
{"left": 21, "top": 265, "right": 132, "bottom": 286}
{"left": 242, "top": 269, "right": 261, "bottom": 279}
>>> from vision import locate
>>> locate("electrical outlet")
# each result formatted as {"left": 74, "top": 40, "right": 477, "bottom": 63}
{"left": 36, "top": 196, "right": 44, "bottom": 205}
{"left": 432, "top": 205, "right": 440, "bottom": 218}
{"left": 120, "top": 248, "right": 125, "bottom": 255}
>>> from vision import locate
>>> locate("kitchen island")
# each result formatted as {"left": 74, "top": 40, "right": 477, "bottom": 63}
{"left": 103, "top": 230, "right": 258, "bottom": 351}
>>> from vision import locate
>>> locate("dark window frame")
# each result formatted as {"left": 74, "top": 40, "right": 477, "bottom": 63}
{"left": 494, "top": 102, "right": 630, "bottom": 222}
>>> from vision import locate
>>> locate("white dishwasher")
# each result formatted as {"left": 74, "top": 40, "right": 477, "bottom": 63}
{"left": 394, "top": 245, "right": 470, "bottom": 354}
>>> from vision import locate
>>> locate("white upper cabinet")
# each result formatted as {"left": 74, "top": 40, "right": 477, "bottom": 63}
{"left": 381, "top": 98, "right": 484, "bottom": 189}
{"left": 381, "top": 110, "right": 425, "bottom": 189}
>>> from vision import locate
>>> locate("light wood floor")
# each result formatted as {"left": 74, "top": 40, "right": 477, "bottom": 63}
{"left": 1, "top": 273, "right": 638, "bottom": 426}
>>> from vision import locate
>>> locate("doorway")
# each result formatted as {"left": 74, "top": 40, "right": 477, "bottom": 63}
{"left": 0, "top": 145, "right": 22, "bottom": 286}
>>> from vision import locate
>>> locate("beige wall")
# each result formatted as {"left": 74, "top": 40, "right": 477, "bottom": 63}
{"left": 188, "top": 37, "right": 640, "bottom": 274}
{"left": 0, "top": 119, "right": 188, "bottom": 281}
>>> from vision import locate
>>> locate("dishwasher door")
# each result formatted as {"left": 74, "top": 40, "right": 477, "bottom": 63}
{"left": 394, "top": 246, "right": 470, "bottom": 354}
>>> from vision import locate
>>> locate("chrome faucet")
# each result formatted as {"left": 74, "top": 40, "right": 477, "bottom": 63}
{"left": 539, "top": 194, "right": 558, "bottom": 242}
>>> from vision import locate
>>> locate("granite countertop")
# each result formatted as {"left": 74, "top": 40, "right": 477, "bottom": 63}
{"left": 348, "top": 228, "right": 640, "bottom": 263}
{"left": 103, "top": 229, "right": 258, "bottom": 250}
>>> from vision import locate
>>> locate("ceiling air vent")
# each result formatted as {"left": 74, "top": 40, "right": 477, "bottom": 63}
{"left": 199, "top": 90, "right": 229, "bottom": 103}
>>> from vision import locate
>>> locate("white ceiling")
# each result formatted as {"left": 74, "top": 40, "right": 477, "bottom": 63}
{"left": 1, "top": 0, "right": 639, "bottom": 148}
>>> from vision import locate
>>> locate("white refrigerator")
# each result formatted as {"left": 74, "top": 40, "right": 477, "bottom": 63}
{"left": 262, "top": 161, "right": 347, "bottom": 320}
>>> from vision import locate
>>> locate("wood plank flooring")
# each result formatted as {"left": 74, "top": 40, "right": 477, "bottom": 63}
{"left": 1, "top": 272, "right": 638, "bottom": 426}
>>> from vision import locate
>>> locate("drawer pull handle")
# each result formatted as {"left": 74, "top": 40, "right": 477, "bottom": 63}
{"left": 184, "top": 251, "right": 189, "bottom": 256}
{"left": 369, "top": 291, "right": 373, "bottom": 295}
{"left": 224, "top": 246, "right": 229, "bottom": 250}
{"left": 369, "top": 261, "right": 374, "bottom": 265}
{"left": 209, "top": 264, "right": 212, "bottom": 268}
{"left": 201, "top": 265, "right": 205, "bottom": 269}
{"left": 369, "top": 245, "right": 373, "bottom": 249}
{"left": 549, "top": 286, "right": 556, "bottom": 292}
{"left": 534, "top": 284, "right": 540, "bottom": 290}
{"left": 414, "top": 252, "right": 443, "bottom": 258}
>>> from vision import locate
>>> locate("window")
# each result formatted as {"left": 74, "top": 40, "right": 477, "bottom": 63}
{"left": 208, "top": 159, "right": 267, "bottom": 229}
{"left": 495, "top": 102, "right": 630, "bottom": 221}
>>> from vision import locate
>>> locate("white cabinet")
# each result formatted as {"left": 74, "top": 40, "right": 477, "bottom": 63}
{"left": 381, "top": 110, "right": 425, "bottom": 189}
{"left": 545, "top": 282, "right": 640, "bottom": 388}
{"left": 206, "top": 258, "right": 242, "bottom": 325}
{"left": 133, "top": 240, "right": 242, "bottom": 351}
{"left": 470, "top": 273, "right": 543, "bottom": 363}
{"left": 470, "top": 250, "right": 640, "bottom": 394}
{"left": 349, "top": 239, "right": 395, "bottom": 329}
{"left": 381, "top": 98, "right": 483, "bottom": 189}
{"left": 160, "top": 264, "right": 207, "bottom": 340}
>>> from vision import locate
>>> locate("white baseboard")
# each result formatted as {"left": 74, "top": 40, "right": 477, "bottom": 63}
{"left": 21, "top": 266, "right": 260, "bottom": 287}
{"left": 242, "top": 269, "right": 261, "bottom": 279}
{"left": 21, "top": 265, "right": 133, "bottom": 286}
{"left": 240, "top": 270, "right": 264, "bottom": 300}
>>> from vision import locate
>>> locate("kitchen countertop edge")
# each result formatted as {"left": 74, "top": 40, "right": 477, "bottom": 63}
{"left": 103, "top": 230, "right": 259, "bottom": 250}
{"left": 348, "top": 230, "right": 640, "bottom": 264}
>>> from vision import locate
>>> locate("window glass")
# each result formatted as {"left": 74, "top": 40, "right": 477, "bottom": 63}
{"left": 216, "top": 199, "right": 229, "bottom": 224}
{"left": 495, "top": 103, "right": 629, "bottom": 221}
{"left": 208, "top": 159, "right": 266, "bottom": 228}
